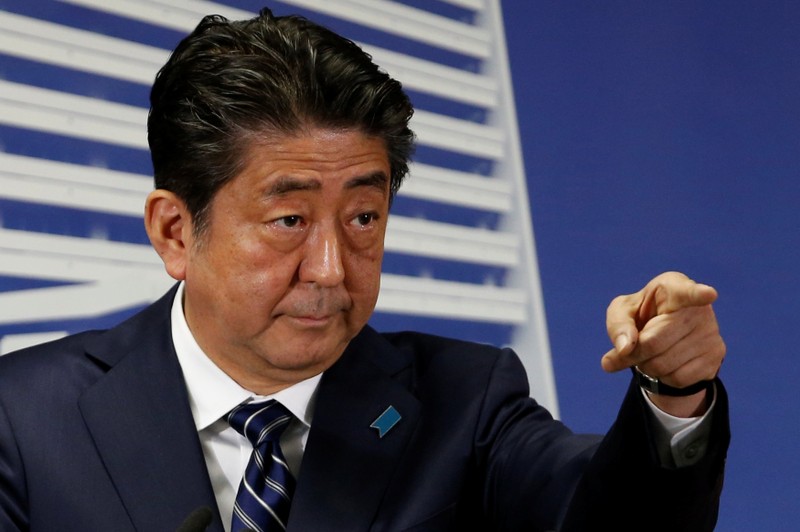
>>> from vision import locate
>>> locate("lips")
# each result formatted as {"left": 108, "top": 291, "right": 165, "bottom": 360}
{"left": 276, "top": 302, "right": 347, "bottom": 324}
{"left": 291, "top": 313, "right": 335, "bottom": 321}
{"left": 281, "top": 313, "right": 342, "bottom": 331}
{"left": 275, "top": 291, "right": 351, "bottom": 321}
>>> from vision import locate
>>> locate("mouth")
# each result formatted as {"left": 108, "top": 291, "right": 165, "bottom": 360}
{"left": 275, "top": 292, "right": 351, "bottom": 328}
{"left": 284, "top": 313, "right": 339, "bottom": 328}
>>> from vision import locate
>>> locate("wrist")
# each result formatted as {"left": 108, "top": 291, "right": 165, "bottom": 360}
{"left": 647, "top": 388, "right": 711, "bottom": 418}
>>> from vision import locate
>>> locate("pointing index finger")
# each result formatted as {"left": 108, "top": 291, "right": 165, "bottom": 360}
{"left": 641, "top": 272, "right": 718, "bottom": 320}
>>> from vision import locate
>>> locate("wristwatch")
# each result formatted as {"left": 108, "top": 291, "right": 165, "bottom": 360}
{"left": 632, "top": 366, "right": 713, "bottom": 397}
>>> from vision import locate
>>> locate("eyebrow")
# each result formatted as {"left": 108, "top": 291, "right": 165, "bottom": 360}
{"left": 344, "top": 171, "right": 389, "bottom": 193}
{"left": 265, "top": 171, "right": 389, "bottom": 197}
{"left": 267, "top": 177, "right": 321, "bottom": 196}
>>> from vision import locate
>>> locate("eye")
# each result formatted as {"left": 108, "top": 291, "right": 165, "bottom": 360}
{"left": 352, "top": 212, "right": 378, "bottom": 227}
{"left": 276, "top": 215, "right": 303, "bottom": 228}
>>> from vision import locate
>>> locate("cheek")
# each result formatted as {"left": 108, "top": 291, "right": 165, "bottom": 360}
{"left": 242, "top": 257, "right": 300, "bottom": 295}
{"left": 219, "top": 242, "right": 301, "bottom": 302}
{"left": 344, "top": 247, "right": 384, "bottom": 299}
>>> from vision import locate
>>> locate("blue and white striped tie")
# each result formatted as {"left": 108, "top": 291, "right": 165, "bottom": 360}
{"left": 227, "top": 400, "right": 295, "bottom": 532}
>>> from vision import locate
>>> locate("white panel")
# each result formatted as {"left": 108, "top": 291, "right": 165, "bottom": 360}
{"left": 385, "top": 216, "right": 519, "bottom": 266}
{"left": 0, "top": 153, "right": 148, "bottom": 191}
{"left": 0, "top": 229, "right": 171, "bottom": 323}
{"left": 365, "top": 47, "right": 498, "bottom": 107}
{"left": 412, "top": 110, "right": 504, "bottom": 159}
{"left": 0, "top": 11, "right": 167, "bottom": 84}
{"left": 0, "top": 80, "right": 147, "bottom": 149}
{"left": 0, "top": 277, "right": 174, "bottom": 324}
{"left": 377, "top": 273, "right": 526, "bottom": 323}
{"left": 481, "top": 1, "right": 558, "bottom": 412}
{"left": 438, "top": 0, "right": 485, "bottom": 9}
{"left": 403, "top": 163, "right": 512, "bottom": 212}
{"left": 281, "top": 0, "right": 492, "bottom": 57}
{"left": 0, "top": 250, "right": 139, "bottom": 283}
{"left": 59, "top": 0, "right": 491, "bottom": 58}
{"left": 58, "top": 0, "right": 251, "bottom": 31}
{"left": 0, "top": 229, "right": 161, "bottom": 275}
{"left": 0, "top": 153, "right": 150, "bottom": 216}
{"left": 0, "top": 332, "right": 68, "bottom": 355}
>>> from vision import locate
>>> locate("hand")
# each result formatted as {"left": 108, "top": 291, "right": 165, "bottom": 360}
{"left": 601, "top": 272, "right": 726, "bottom": 417}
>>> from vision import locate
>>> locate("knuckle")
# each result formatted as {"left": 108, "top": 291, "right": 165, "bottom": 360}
{"left": 639, "top": 334, "right": 670, "bottom": 357}
{"left": 606, "top": 294, "right": 630, "bottom": 314}
{"left": 714, "top": 339, "right": 727, "bottom": 360}
{"left": 641, "top": 357, "right": 668, "bottom": 377}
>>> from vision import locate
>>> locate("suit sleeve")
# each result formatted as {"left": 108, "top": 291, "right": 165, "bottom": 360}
{"left": 559, "top": 378, "right": 730, "bottom": 532}
{"left": 476, "top": 348, "right": 729, "bottom": 532}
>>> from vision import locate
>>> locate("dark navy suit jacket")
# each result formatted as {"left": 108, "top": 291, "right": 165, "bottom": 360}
{"left": 0, "top": 287, "right": 729, "bottom": 531}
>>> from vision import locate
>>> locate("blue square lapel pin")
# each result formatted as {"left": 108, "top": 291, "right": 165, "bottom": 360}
{"left": 370, "top": 405, "right": 402, "bottom": 438}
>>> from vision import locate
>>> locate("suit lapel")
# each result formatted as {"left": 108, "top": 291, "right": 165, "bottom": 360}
{"left": 75, "top": 291, "right": 417, "bottom": 531}
{"left": 78, "top": 288, "right": 224, "bottom": 531}
{"left": 288, "top": 327, "right": 420, "bottom": 531}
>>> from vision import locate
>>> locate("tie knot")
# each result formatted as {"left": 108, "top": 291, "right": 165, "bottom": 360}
{"left": 226, "top": 399, "right": 293, "bottom": 447}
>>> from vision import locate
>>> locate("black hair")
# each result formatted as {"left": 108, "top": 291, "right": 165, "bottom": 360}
{"left": 148, "top": 7, "right": 415, "bottom": 234}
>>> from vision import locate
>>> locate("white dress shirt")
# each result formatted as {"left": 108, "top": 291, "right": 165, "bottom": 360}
{"left": 171, "top": 283, "right": 320, "bottom": 530}
{"left": 169, "top": 282, "right": 713, "bottom": 529}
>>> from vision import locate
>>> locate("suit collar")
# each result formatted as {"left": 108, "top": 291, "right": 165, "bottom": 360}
{"left": 78, "top": 285, "right": 225, "bottom": 531}
{"left": 289, "top": 326, "right": 421, "bottom": 531}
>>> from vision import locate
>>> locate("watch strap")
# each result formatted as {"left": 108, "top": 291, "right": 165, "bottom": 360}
{"left": 632, "top": 366, "right": 713, "bottom": 397}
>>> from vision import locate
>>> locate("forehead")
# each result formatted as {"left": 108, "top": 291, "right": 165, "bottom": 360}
{"left": 237, "top": 128, "right": 391, "bottom": 188}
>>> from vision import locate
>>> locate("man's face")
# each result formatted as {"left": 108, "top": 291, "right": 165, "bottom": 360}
{"left": 180, "top": 128, "right": 391, "bottom": 393}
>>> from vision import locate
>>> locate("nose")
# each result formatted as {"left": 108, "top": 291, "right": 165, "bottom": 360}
{"left": 299, "top": 222, "right": 345, "bottom": 286}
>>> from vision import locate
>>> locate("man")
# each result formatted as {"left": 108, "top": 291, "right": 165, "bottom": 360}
{"left": 0, "top": 8, "right": 728, "bottom": 532}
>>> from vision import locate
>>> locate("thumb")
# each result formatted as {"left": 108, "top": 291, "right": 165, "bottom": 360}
{"left": 601, "top": 323, "right": 639, "bottom": 373}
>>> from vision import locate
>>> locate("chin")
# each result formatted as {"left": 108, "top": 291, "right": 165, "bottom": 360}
{"left": 268, "top": 344, "right": 342, "bottom": 370}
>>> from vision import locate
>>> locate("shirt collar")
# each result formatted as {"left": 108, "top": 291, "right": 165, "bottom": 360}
{"left": 170, "top": 282, "right": 321, "bottom": 432}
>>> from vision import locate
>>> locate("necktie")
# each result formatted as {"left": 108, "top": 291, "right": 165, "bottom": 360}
{"left": 226, "top": 400, "right": 295, "bottom": 532}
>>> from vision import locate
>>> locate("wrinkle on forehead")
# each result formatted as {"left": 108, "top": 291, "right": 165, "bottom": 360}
{"left": 236, "top": 128, "right": 391, "bottom": 198}
{"left": 263, "top": 171, "right": 388, "bottom": 199}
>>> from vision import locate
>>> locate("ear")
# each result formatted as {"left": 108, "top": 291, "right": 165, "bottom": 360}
{"left": 144, "top": 189, "right": 194, "bottom": 281}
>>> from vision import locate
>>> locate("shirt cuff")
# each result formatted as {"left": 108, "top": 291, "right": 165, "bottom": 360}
{"left": 641, "top": 383, "right": 717, "bottom": 468}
